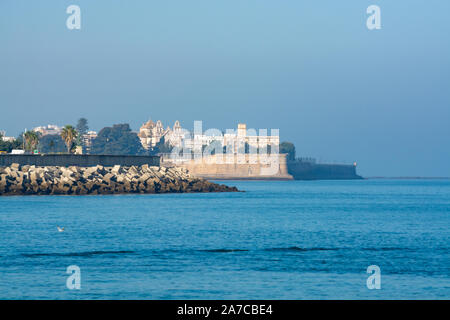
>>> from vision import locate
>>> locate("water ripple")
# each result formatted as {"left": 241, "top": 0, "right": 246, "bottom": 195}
{"left": 21, "top": 250, "right": 135, "bottom": 258}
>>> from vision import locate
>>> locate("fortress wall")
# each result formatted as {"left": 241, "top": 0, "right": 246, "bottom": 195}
{"left": 168, "top": 154, "right": 293, "bottom": 180}
{"left": 287, "top": 161, "right": 362, "bottom": 180}
{"left": 0, "top": 154, "right": 160, "bottom": 167}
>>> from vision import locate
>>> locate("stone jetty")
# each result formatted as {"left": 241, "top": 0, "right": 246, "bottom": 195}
{"left": 0, "top": 163, "right": 238, "bottom": 196}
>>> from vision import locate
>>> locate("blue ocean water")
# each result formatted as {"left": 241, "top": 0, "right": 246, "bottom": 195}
{"left": 0, "top": 179, "right": 449, "bottom": 300}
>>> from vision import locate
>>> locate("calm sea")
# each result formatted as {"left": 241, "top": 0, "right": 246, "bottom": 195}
{"left": 0, "top": 179, "right": 449, "bottom": 299}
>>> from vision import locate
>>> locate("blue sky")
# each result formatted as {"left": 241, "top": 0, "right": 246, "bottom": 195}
{"left": 1, "top": 1, "right": 449, "bottom": 176}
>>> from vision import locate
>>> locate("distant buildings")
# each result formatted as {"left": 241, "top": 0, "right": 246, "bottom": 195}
{"left": 2, "top": 137, "right": 16, "bottom": 142}
{"left": 224, "top": 123, "right": 279, "bottom": 153}
{"left": 82, "top": 131, "right": 97, "bottom": 147}
{"left": 33, "top": 125, "right": 62, "bottom": 136}
{"left": 0, "top": 130, "right": 15, "bottom": 142}
{"left": 7, "top": 120, "right": 279, "bottom": 156}
{"left": 183, "top": 123, "right": 279, "bottom": 153}
{"left": 30, "top": 125, "right": 97, "bottom": 152}
{"left": 138, "top": 120, "right": 279, "bottom": 154}
{"left": 138, "top": 120, "right": 186, "bottom": 150}
{"left": 82, "top": 131, "right": 98, "bottom": 151}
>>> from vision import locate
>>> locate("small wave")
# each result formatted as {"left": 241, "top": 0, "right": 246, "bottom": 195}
{"left": 200, "top": 249, "right": 249, "bottom": 253}
{"left": 21, "top": 250, "right": 134, "bottom": 258}
{"left": 361, "top": 247, "right": 416, "bottom": 252}
{"left": 265, "top": 247, "right": 339, "bottom": 252}
{"left": 265, "top": 246, "right": 431, "bottom": 252}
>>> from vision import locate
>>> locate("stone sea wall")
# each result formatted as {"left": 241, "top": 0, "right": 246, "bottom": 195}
{"left": 0, "top": 164, "right": 238, "bottom": 196}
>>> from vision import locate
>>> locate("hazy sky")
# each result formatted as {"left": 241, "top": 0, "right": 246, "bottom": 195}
{"left": 1, "top": 1, "right": 449, "bottom": 177}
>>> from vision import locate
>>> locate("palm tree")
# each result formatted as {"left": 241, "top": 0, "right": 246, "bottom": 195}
{"left": 61, "top": 125, "right": 78, "bottom": 153}
{"left": 23, "top": 131, "right": 39, "bottom": 153}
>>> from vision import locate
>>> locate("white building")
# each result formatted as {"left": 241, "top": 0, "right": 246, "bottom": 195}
{"left": 82, "top": 131, "right": 97, "bottom": 151}
{"left": 0, "top": 130, "right": 15, "bottom": 142}
{"left": 33, "top": 125, "right": 62, "bottom": 136}
{"left": 138, "top": 120, "right": 188, "bottom": 149}
{"left": 222, "top": 123, "right": 280, "bottom": 154}
{"left": 138, "top": 119, "right": 279, "bottom": 154}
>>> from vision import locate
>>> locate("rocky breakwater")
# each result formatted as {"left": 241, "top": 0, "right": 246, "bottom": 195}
{"left": 0, "top": 163, "right": 238, "bottom": 196}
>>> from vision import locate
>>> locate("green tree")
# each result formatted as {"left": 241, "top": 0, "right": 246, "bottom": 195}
{"left": 0, "top": 132, "right": 8, "bottom": 152}
{"left": 23, "top": 131, "right": 40, "bottom": 152}
{"left": 91, "top": 124, "right": 144, "bottom": 155}
{"left": 61, "top": 125, "right": 78, "bottom": 153}
{"left": 0, "top": 137, "right": 22, "bottom": 153}
{"left": 38, "top": 134, "right": 66, "bottom": 153}
{"left": 75, "top": 118, "right": 89, "bottom": 147}
{"left": 0, "top": 139, "right": 9, "bottom": 152}
{"left": 76, "top": 118, "right": 89, "bottom": 135}
{"left": 150, "top": 136, "right": 173, "bottom": 155}
{"left": 15, "top": 134, "right": 24, "bottom": 150}
{"left": 280, "top": 141, "right": 296, "bottom": 161}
